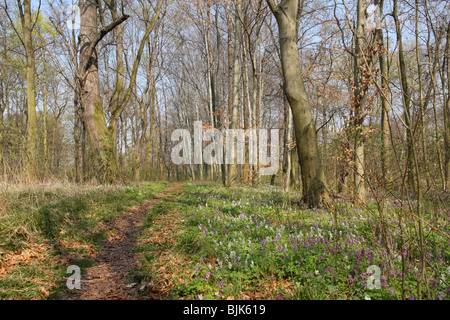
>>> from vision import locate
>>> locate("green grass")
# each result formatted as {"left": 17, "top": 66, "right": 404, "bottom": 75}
{"left": 1, "top": 181, "right": 448, "bottom": 300}
{"left": 133, "top": 185, "right": 187, "bottom": 292}
{"left": 0, "top": 182, "right": 167, "bottom": 300}
{"left": 133, "top": 183, "right": 449, "bottom": 300}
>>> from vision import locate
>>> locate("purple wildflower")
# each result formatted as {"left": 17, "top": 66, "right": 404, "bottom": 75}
{"left": 324, "top": 266, "right": 334, "bottom": 276}
{"left": 381, "top": 275, "right": 387, "bottom": 288}
{"left": 429, "top": 279, "right": 439, "bottom": 288}
{"left": 349, "top": 275, "right": 354, "bottom": 287}
{"left": 276, "top": 244, "right": 282, "bottom": 253}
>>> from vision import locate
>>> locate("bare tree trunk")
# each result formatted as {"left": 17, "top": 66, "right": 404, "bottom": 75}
{"left": 79, "top": 0, "right": 125, "bottom": 183}
{"left": 250, "top": 18, "right": 262, "bottom": 188}
{"left": 195, "top": 102, "right": 203, "bottom": 180}
{"left": 266, "top": 0, "right": 330, "bottom": 207}
{"left": 78, "top": 0, "right": 161, "bottom": 183}
{"left": 0, "top": 35, "right": 5, "bottom": 174}
{"left": 353, "top": 0, "right": 368, "bottom": 203}
{"left": 42, "top": 57, "right": 48, "bottom": 179}
{"left": 415, "top": 0, "right": 429, "bottom": 189}
{"left": 18, "top": 0, "right": 38, "bottom": 181}
{"left": 394, "top": 0, "right": 428, "bottom": 298}
{"left": 285, "top": 100, "right": 292, "bottom": 192}
{"left": 375, "top": 0, "right": 390, "bottom": 185}
{"left": 155, "top": 98, "right": 162, "bottom": 180}
{"left": 201, "top": 5, "right": 215, "bottom": 181}
{"left": 74, "top": 85, "right": 84, "bottom": 183}
{"left": 148, "top": 75, "right": 157, "bottom": 179}
{"left": 229, "top": 0, "right": 242, "bottom": 187}
{"left": 108, "top": 0, "right": 124, "bottom": 157}
{"left": 213, "top": 5, "right": 226, "bottom": 186}
{"left": 424, "top": 1, "right": 446, "bottom": 190}
{"left": 242, "top": 29, "right": 251, "bottom": 185}
{"left": 444, "top": 22, "right": 450, "bottom": 190}
{"left": 393, "top": 0, "right": 415, "bottom": 191}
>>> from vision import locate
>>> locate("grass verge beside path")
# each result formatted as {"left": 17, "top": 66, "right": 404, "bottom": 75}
{"left": 0, "top": 182, "right": 167, "bottom": 299}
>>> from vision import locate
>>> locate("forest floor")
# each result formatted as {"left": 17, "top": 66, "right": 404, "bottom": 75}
{"left": 58, "top": 182, "right": 183, "bottom": 300}
{"left": 0, "top": 182, "right": 449, "bottom": 300}
{"left": 0, "top": 181, "right": 169, "bottom": 299}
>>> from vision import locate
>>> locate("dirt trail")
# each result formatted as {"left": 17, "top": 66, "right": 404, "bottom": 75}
{"left": 61, "top": 182, "right": 183, "bottom": 300}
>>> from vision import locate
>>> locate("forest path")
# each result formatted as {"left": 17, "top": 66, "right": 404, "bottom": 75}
{"left": 61, "top": 182, "right": 184, "bottom": 300}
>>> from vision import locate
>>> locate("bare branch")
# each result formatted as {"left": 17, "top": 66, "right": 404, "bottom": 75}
{"left": 333, "top": 0, "right": 354, "bottom": 57}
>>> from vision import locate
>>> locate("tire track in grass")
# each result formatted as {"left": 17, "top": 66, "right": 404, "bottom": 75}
{"left": 61, "top": 182, "right": 184, "bottom": 300}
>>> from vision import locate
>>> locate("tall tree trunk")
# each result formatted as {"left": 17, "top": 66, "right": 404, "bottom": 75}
{"left": 429, "top": 54, "right": 446, "bottom": 191}
{"left": 375, "top": 0, "right": 390, "bottom": 185}
{"left": 201, "top": 4, "right": 215, "bottom": 181}
{"left": 20, "top": 0, "right": 38, "bottom": 181}
{"left": 444, "top": 22, "right": 450, "bottom": 190}
{"left": 228, "top": 0, "right": 242, "bottom": 187}
{"left": 42, "top": 50, "right": 49, "bottom": 179}
{"left": 0, "top": 39, "right": 5, "bottom": 173}
{"left": 79, "top": 0, "right": 122, "bottom": 183}
{"left": 108, "top": 0, "right": 125, "bottom": 157}
{"left": 353, "top": 0, "right": 368, "bottom": 203}
{"left": 393, "top": 0, "right": 415, "bottom": 191}
{"left": 250, "top": 18, "right": 262, "bottom": 188}
{"left": 74, "top": 87, "right": 84, "bottom": 183}
{"left": 213, "top": 5, "right": 226, "bottom": 186}
{"left": 423, "top": 1, "right": 446, "bottom": 190}
{"left": 266, "top": 0, "right": 330, "bottom": 207}
{"left": 285, "top": 99, "right": 292, "bottom": 192}
{"left": 226, "top": 5, "right": 235, "bottom": 182}
{"left": 156, "top": 98, "right": 162, "bottom": 180}
{"left": 78, "top": 0, "right": 161, "bottom": 183}
{"left": 195, "top": 102, "right": 203, "bottom": 180}
{"left": 266, "top": 0, "right": 329, "bottom": 206}
{"left": 242, "top": 24, "right": 252, "bottom": 184}
{"left": 415, "top": 0, "right": 429, "bottom": 189}
{"left": 394, "top": 0, "right": 428, "bottom": 297}
{"left": 148, "top": 75, "right": 157, "bottom": 179}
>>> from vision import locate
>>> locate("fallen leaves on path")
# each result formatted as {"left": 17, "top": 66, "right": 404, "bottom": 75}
{"left": 61, "top": 183, "right": 183, "bottom": 300}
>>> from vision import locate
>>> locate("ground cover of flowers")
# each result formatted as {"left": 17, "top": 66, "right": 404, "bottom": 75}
{"left": 170, "top": 184, "right": 449, "bottom": 300}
